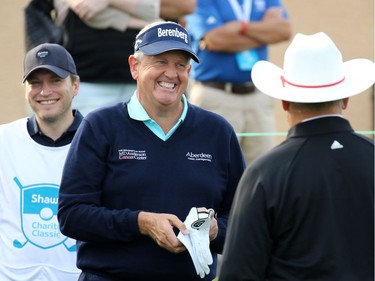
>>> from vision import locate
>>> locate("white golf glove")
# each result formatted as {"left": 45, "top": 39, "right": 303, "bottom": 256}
{"left": 183, "top": 207, "right": 214, "bottom": 278}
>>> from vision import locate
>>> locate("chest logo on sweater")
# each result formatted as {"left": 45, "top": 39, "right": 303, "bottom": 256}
{"left": 12, "top": 177, "right": 76, "bottom": 251}
{"left": 186, "top": 152, "right": 212, "bottom": 162}
{"left": 118, "top": 149, "right": 147, "bottom": 160}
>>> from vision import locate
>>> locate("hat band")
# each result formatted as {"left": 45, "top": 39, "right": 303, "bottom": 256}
{"left": 280, "top": 75, "right": 346, "bottom": 89}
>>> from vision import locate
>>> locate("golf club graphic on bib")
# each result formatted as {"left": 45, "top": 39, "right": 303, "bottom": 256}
{"left": 13, "top": 177, "right": 76, "bottom": 251}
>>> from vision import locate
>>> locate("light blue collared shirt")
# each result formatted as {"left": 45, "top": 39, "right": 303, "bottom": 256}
{"left": 128, "top": 92, "right": 188, "bottom": 141}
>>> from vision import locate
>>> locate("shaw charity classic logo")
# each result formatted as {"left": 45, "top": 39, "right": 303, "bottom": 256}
{"left": 13, "top": 177, "right": 76, "bottom": 251}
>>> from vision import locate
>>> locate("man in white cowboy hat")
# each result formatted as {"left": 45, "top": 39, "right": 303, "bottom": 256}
{"left": 219, "top": 32, "right": 375, "bottom": 281}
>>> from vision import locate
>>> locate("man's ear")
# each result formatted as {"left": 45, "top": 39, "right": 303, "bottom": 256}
{"left": 73, "top": 76, "right": 80, "bottom": 97}
{"left": 282, "top": 100, "right": 290, "bottom": 111}
{"left": 128, "top": 55, "right": 139, "bottom": 80}
{"left": 342, "top": 98, "right": 349, "bottom": 109}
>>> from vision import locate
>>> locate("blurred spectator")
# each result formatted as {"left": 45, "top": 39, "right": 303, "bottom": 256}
{"left": 185, "top": 0, "right": 291, "bottom": 164}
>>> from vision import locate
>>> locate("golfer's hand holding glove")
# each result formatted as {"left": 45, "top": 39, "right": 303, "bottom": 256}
{"left": 183, "top": 207, "right": 214, "bottom": 278}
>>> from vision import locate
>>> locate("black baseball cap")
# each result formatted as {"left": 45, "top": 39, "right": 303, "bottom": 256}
{"left": 23, "top": 43, "right": 77, "bottom": 83}
{"left": 134, "top": 22, "right": 199, "bottom": 63}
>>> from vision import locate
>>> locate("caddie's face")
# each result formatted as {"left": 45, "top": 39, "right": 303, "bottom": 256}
{"left": 24, "top": 69, "right": 79, "bottom": 124}
{"left": 129, "top": 50, "right": 191, "bottom": 110}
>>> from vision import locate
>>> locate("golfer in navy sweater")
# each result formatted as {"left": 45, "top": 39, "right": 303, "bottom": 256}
{"left": 58, "top": 21, "right": 246, "bottom": 281}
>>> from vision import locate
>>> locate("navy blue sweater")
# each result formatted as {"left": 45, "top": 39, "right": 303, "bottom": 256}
{"left": 58, "top": 102, "right": 246, "bottom": 280}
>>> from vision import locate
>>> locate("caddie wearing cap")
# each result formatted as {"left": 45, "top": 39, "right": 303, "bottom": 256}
{"left": 58, "top": 21, "right": 246, "bottom": 281}
{"left": 220, "top": 32, "right": 375, "bottom": 281}
{"left": 0, "top": 43, "right": 83, "bottom": 281}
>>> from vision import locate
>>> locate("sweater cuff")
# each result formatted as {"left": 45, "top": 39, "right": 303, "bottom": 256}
{"left": 129, "top": 210, "right": 142, "bottom": 236}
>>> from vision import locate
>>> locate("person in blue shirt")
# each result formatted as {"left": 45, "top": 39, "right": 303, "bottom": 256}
{"left": 185, "top": 0, "right": 291, "bottom": 165}
{"left": 58, "top": 21, "right": 246, "bottom": 281}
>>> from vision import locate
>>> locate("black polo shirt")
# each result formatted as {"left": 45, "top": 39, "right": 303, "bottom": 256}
{"left": 27, "top": 110, "right": 83, "bottom": 147}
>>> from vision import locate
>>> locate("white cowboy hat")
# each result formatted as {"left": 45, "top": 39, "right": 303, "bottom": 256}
{"left": 251, "top": 32, "right": 375, "bottom": 103}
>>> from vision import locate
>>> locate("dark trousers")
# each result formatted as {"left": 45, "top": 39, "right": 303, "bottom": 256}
{"left": 78, "top": 272, "right": 123, "bottom": 281}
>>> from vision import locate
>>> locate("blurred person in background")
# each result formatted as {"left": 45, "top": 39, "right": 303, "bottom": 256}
{"left": 185, "top": 0, "right": 291, "bottom": 165}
